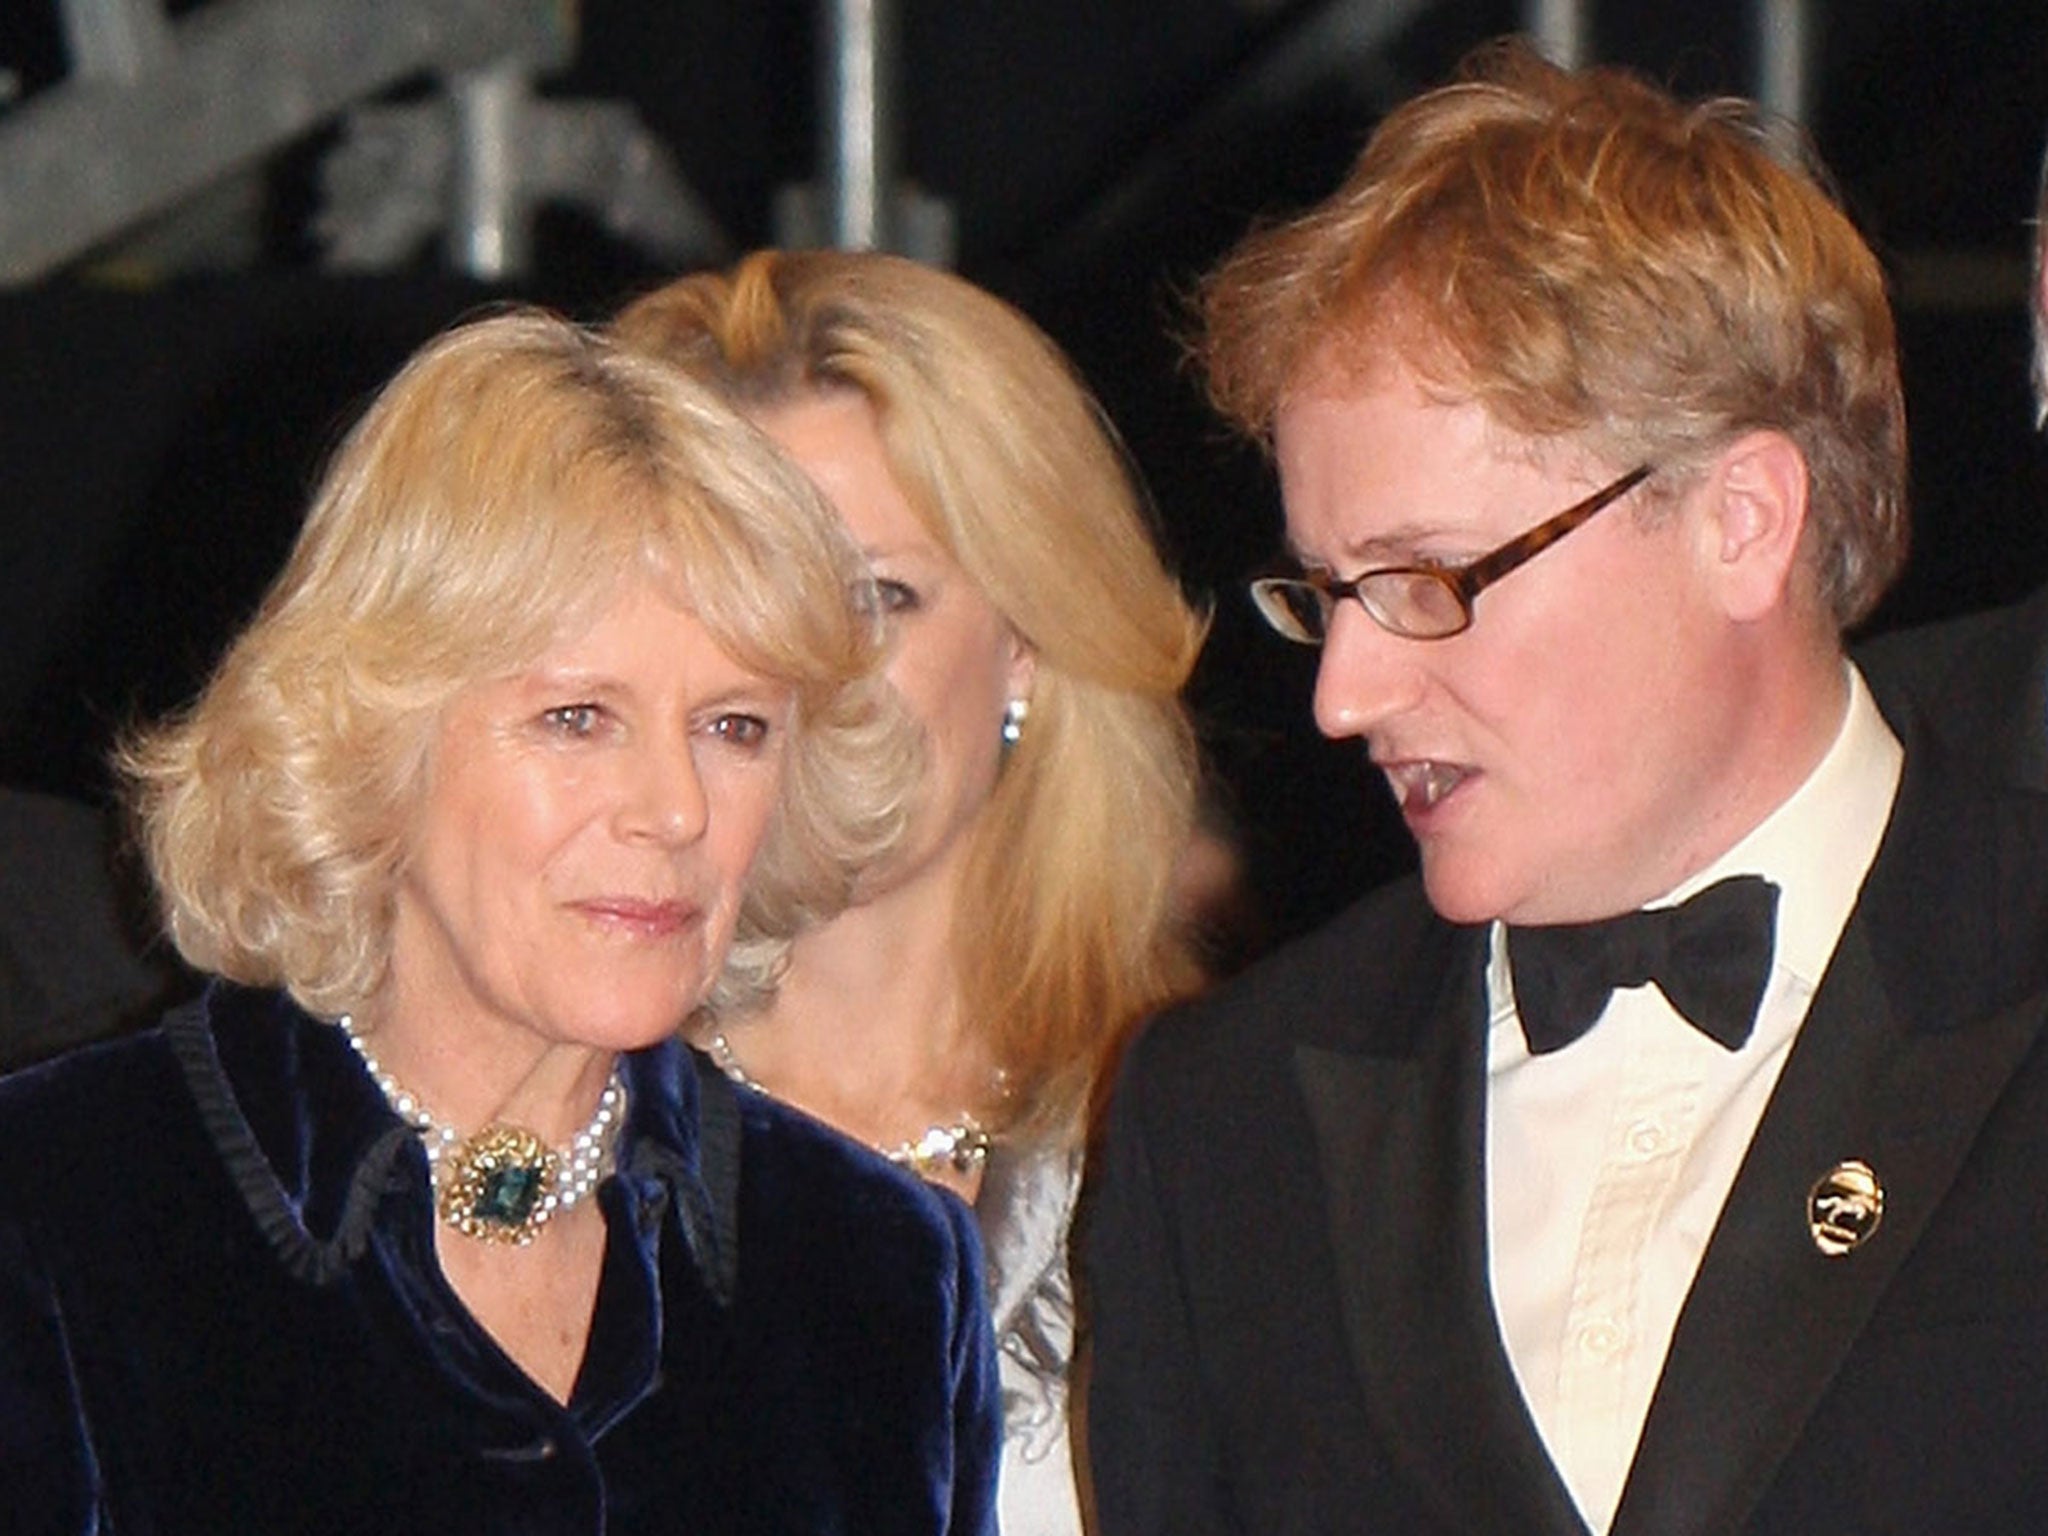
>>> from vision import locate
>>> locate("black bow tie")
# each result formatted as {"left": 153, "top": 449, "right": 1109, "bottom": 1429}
{"left": 1507, "top": 875, "right": 1780, "bottom": 1056}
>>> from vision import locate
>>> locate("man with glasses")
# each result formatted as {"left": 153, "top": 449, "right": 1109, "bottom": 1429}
{"left": 1084, "top": 41, "right": 2048, "bottom": 1536}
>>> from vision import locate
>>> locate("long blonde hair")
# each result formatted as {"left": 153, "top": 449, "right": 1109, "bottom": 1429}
{"left": 617, "top": 251, "right": 1207, "bottom": 1140}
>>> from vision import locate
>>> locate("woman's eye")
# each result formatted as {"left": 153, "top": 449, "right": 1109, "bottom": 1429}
{"left": 542, "top": 703, "right": 605, "bottom": 738}
{"left": 871, "top": 578, "right": 919, "bottom": 615}
{"left": 707, "top": 713, "right": 771, "bottom": 750}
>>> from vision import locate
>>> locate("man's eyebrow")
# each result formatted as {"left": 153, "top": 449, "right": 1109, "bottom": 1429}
{"left": 1286, "top": 518, "right": 1450, "bottom": 569}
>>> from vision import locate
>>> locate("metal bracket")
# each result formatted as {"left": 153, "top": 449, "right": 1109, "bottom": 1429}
{"left": 0, "top": 0, "right": 572, "bottom": 284}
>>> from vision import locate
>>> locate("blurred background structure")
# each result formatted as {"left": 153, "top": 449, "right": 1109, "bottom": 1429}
{"left": 4, "top": 0, "right": 2047, "bottom": 977}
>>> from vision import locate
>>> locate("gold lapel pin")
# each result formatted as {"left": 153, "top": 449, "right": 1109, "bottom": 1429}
{"left": 1808, "top": 1159, "right": 1885, "bottom": 1256}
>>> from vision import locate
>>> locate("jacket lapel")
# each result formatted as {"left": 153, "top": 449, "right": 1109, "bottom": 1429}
{"left": 1613, "top": 724, "right": 2048, "bottom": 1536}
{"left": 1295, "top": 921, "right": 1590, "bottom": 1536}
{"left": 1611, "top": 928, "right": 2048, "bottom": 1536}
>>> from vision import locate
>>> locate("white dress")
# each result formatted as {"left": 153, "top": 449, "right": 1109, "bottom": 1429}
{"left": 976, "top": 1140, "right": 1086, "bottom": 1536}
{"left": 709, "top": 1037, "right": 1088, "bottom": 1534}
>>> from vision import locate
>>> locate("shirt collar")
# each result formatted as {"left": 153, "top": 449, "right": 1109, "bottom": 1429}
{"left": 1661, "top": 662, "right": 1901, "bottom": 992}
{"left": 1485, "top": 663, "right": 1903, "bottom": 1029}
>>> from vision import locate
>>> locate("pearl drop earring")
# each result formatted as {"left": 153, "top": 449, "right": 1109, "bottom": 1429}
{"left": 1001, "top": 695, "right": 1030, "bottom": 753}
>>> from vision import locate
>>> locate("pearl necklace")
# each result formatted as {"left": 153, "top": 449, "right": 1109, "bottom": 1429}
{"left": 705, "top": 1031, "right": 992, "bottom": 1182}
{"left": 338, "top": 1015, "right": 625, "bottom": 1246}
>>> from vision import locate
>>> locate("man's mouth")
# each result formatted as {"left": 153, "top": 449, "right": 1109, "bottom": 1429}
{"left": 1381, "top": 760, "right": 1469, "bottom": 811}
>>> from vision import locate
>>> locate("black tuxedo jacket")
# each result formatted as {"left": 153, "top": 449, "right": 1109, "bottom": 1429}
{"left": 1859, "top": 583, "right": 2048, "bottom": 796}
{"left": 1082, "top": 701, "right": 2048, "bottom": 1535}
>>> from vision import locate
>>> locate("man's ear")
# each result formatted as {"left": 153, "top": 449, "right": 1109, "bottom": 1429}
{"left": 1697, "top": 430, "right": 1811, "bottom": 623}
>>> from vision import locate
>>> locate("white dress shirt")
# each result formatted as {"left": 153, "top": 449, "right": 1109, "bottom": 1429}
{"left": 1484, "top": 665, "right": 1902, "bottom": 1534}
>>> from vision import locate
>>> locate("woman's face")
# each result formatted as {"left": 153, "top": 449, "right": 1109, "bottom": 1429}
{"left": 756, "top": 390, "right": 1033, "bottom": 900}
{"left": 386, "top": 579, "right": 791, "bottom": 1056}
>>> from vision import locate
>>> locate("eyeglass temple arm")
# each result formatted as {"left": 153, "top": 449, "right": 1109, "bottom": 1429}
{"left": 1450, "top": 464, "right": 1654, "bottom": 600}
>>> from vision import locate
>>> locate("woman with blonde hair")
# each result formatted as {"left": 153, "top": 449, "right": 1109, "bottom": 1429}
{"left": 616, "top": 250, "right": 1206, "bottom": 1534}
{"left": 0, "top": 308, "right": 998, "bottom": 1533}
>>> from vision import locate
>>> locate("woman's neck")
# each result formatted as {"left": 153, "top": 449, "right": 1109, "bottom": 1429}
{"left": 359, "top": 987, "right": 619, "bottom": 1149}
{"left": 701, "top": 861, "right": 998, "bottom": 1164}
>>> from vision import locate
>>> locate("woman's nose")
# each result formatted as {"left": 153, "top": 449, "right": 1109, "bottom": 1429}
{"left": 619, "top": 736, "right": 709, "bottom": 846}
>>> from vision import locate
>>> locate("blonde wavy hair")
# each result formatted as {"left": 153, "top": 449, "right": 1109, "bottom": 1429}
{"left": 120, "top": 308, "right": 916, "bottom": 1021}
{"left": 616, "top": 250, "right": 1207, "bottom": 1140}
{"left": 1200, "top": 39, "right": 1908, "bottom": 628}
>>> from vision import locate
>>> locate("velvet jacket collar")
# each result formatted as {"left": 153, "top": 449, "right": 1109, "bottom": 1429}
{"left": 173, "top": 982, "right": 738, "bottom": 1305}
{"left": 171, "top": 983, "right": 750, "bottom": 1447}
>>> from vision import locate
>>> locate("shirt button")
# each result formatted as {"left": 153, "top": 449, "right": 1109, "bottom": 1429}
{"left": 1623, "top": 1118, "right": 1669, "bottom": 1159}
{"left": 1578, "top": 1320, "right": 1626, "bottom": 1358}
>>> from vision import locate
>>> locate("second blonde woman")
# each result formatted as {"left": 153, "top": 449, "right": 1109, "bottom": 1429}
{"left": 617, "top": 250, "right": 1205, "bottom": 1534}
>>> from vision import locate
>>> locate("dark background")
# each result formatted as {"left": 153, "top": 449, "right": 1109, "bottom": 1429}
{"left": 5, "top": 0, "right": 2048, "bottom": 948}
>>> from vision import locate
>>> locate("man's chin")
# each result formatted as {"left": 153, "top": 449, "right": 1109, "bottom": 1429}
{"left": 1416, "top": 860, "right": 1512, "bottom": 928}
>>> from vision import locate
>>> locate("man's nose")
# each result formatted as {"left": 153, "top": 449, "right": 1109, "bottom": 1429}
{"left": 1310, "top": 599, "right": 1426, "bottom": 740}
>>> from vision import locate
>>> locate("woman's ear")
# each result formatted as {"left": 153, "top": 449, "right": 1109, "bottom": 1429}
{"left": 1004, "top": 632, "right": 1037, "bottom": 704}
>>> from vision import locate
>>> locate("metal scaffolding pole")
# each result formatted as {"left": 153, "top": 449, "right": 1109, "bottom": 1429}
{"left": 820, "top": 0, "right": 899, "bottom": 251}
{"left": 1757, "top": 0, "right": 1813, "bottom": 125}
{"left": 1526, "top": 0, "right": 1589, "bottom": 68}
{"left": 447, "top": 61, "right": 530, "bottom": 280}
{"left": 59, "top": 0, "right": 175, "bottom": 81}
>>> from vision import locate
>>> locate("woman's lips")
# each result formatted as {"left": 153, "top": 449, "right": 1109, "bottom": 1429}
{"left": 572, "top": 897, "right": 701, "bottom": 938}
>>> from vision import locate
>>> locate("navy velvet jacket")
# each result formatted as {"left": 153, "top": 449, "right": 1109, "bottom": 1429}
{"left": 0, "top": 984, "right": 1000, "bottom": 1534}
